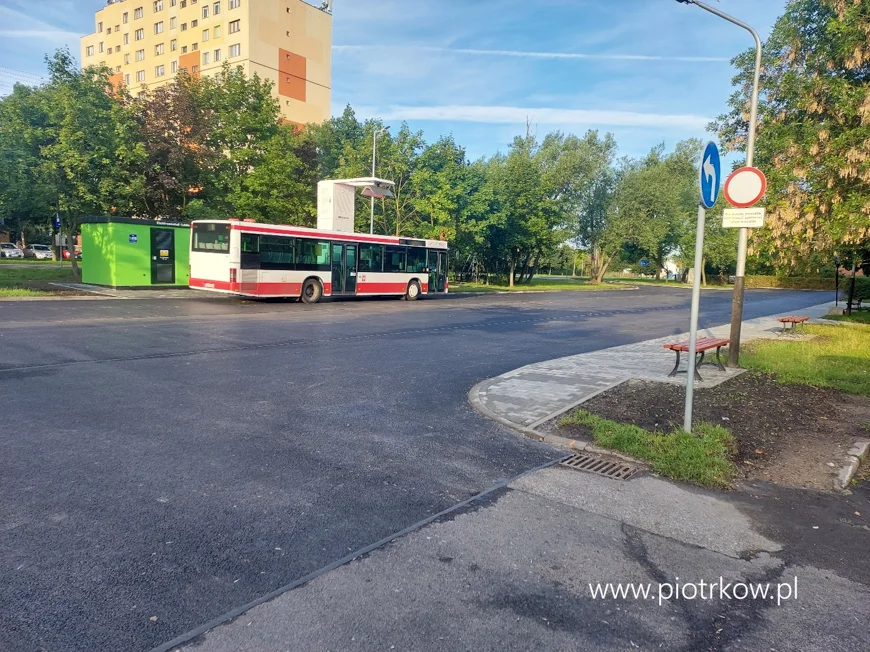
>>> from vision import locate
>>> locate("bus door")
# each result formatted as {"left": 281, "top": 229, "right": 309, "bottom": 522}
{"left": 331, "top": 243, "right": 357, "bottom": 294}
{"left": 428, "top": 250, "right": 447, "bottom": 293}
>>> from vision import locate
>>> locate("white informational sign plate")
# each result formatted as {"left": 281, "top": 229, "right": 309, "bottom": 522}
{"left": 722, "top": 207, "right": 765, "bottom": 228}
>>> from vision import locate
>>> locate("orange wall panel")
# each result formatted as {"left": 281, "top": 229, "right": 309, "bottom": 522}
{"left": 179, "top": 52, "right": 201, "bottom": 78}
{"left": 278, "top": 48, "right": 307, "bottom": 102}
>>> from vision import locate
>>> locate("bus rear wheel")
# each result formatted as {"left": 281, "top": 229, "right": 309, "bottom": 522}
{"left": 405, "top": 280, "right": 421, "bottom": 301}
{"left": 301, "top": 278, "right": 322, "bottom": 304}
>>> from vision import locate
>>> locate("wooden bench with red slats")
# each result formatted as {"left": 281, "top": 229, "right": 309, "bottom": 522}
{"left": 663, "top": 337, "right": 731, "bottom": 381}
{"left": 777, "top": 315, "right": 809, "bottom": 335}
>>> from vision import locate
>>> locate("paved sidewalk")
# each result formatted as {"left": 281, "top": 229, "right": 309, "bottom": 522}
{"left": 470, "top": 301, "right": 834, "bottom": 431}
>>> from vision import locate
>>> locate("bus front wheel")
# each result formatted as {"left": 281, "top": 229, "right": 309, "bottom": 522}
{"left": 301, "top": 278, "right": 323, "bottom": 304}
{"left": 405, "top": 280, "right": 421, "bottom": 301}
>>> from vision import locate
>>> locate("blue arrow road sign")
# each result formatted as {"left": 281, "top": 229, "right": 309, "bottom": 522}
{"left": 699, "top": 141, "right": 721, "bottom": 209}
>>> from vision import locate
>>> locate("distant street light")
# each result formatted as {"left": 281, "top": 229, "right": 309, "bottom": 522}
{"left": 371, "top": 125, "right": 391, "bottom": 234}
{"left": 676, "top": 0, "right": 763, "bottom": 367}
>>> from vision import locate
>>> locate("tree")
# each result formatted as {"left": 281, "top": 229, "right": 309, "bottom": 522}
{"left": 713, "top": 0, "right": 870, "bottom": 272}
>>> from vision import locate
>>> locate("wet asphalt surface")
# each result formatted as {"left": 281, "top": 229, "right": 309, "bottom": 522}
{"left": 0, "top": 287, "right": 831, "bottom": 651}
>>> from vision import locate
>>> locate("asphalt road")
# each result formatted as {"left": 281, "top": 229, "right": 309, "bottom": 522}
{"left": 0, "top": 287, "right": 830, "bottom": 651}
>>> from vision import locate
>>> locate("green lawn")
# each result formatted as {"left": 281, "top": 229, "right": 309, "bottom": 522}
{"left": 0, "top": 258, "right": 62, "bottom": 265}
{"left": 559, "top": 410, "right": 738, "bottom": 488}
{"left": 823, "top": 311, "right": 870, "bottom": 325}
{"left": 452, "top": 277, "right": 622, "bottom": 292}
{"left": 740, "top": 323, "right": 870, "bottom": 395}
{"left": 0, "top": 265, "right": 78, "bottom": 297}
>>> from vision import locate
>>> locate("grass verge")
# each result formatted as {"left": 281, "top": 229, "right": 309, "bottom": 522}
{"left": 822, "top": 311, "right": 870, "bottom": 325}
{"left": 559, "top": 410, "right": 738, "bottom": 488}
{"left": 452, "top": 277, "right": 621, "bottom": 292}
{"left": 0, "top": 265, "right": 78, "bottom": 296}
{"left": 740, "top": 323, "right": 870, "bottom": 396}
{"left": 0, "top": 288, "right": 53, "bottom": 297}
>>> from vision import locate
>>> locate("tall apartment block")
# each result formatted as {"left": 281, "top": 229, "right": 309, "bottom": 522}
{"left": 80, "top": 0, "right": 332, "bottom": 126}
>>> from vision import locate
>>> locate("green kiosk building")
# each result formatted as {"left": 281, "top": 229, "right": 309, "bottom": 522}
{"left": 81, "top": 217, "right": 191, "bottom": 288}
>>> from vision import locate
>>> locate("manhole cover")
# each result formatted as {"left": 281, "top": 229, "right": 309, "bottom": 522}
{"left": 560, "top": 453, "right": 639, "bottom": 480}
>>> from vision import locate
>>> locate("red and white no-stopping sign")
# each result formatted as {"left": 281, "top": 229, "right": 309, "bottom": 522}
{"left": 724, "top": 167, "right": 767, "bottom": 208}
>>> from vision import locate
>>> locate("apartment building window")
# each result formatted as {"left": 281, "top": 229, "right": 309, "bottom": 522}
{"left": 107, "top": 46, "right": 113, "bottom": 54}
{"left": 98, "top": 21, "right": 103, "bottom": 32}
{"left": 171, "top": 0, "right": 177, "bottom": 6}
{"left": 203, "top": 52, "right": 210, "bottom": 65}
{"left": 135, "top": 28, "right": 144, "bottom": 40}
{"left": 154, "top": 0, "right": 163, "bottom": 11}
{"left": 154, "top": 21, "right": 164, "bottom": 34}
{"left": 107, "top": 27, "right": 112, "bottom": 35}
{"left": 124, "top": 73, "right": 131, "bottom": 86}
{"left": 86, "top": 45, "right": 94, "bottom": 57}
{"left": 181, "top": 23, "right": 187, "bottom": 31}
{"left": 136, "top": 49, "right": 145, "bottom": 61}
{"left": 155, "top": 43, "right": 165, "bottom": 55}
{"left": 171, "top": 61, "right": 178, "bottom": 73}
{"left": 191, "top": 19, "right": 198, "bottom": 27}
{"left": 213, "top": 25, "right": 221, "bottom": 37}
{"left": 124, "top": 33, "right": 130, "bottom": 44}
{"left": 123, "top": 12, "right": 129, "bottom": 24}
{"left": 99, "top": 42, "right": 104, "bottom": 53}
{"left": 214, "top": 48, "right": 221, "bottom": 62}
{"left": 171, "top": 39, "right": 178, "bottom": 51}
{"left": 181, "top": 0, "right": 187, "bottom": 7}
{"left": 202, "top": 29, "right": 209, "bottom": 41}
{"left": 228, "top": 43, "right": 240, "bottom": 58}
{"left": 213, "top": 2, "right": 221, "bottom": 15}
{"left": 192, "top": 65, "right": 199, "bottom": 73}
{"left": 135, "top": 7, "right": 144, "bottom": 19}
{"left": 136, "top": 70, "right": 146, "bottom": 82}
{"left": 230, "top": 0, "right": 240, "bottom": 9}
{"left": 181, "top": 45, "right": 188, "bottom": 53}
{"left": 155, "top": 65, "right": 165, "bottom": 77}
{"left": 229, "top": 19, "right": 240, "bottom": 33}
{"left": 192, "top": 42, "right": 199, "bottom": 50}
{"left": 116, "top": 65, "right": 122, "bottom": 72}
{"left": 202, "top": 6, "right": 209, "bottom": 18}
{"left": 170, "top": 16, "right": 177, "bottom": 29}
{"left": 125, "top": 53, "right": 131, "bottom": 64}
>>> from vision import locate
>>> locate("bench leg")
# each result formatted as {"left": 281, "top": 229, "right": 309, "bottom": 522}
{"left": 694, "top": 352, "right": 704, "bottom": 381}
{"left": 669, "top": 350, "right": 681, "bottom": 377}
{"left": 715, "top": 346, "right": 726, "bottom": 372}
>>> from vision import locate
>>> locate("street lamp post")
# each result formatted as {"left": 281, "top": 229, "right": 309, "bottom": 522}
{"left": 677, "top": 0, "right": 763, "bottom": 367}
{"left": 371, "top": 125, "right": 390, "bottom": 234}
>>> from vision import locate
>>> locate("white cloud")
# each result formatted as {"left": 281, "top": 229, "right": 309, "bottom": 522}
{"left": 374, "top": 105, "right": 712, "bottom": 130}
{"left": 0, "top": 30, "right": 81, "bottom": 41}
{"left": 333, "top": 45, "right": 729, "bottom": 64}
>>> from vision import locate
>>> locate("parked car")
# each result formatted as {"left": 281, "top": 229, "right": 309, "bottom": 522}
{"left": 0, "top": 242, "right": 24, "bottom": 258}
{"left": 61, "top": 248, "right": 82, "bottom": 261}
{"left": 24, "top": 244, "right": 54, "bottom": 260}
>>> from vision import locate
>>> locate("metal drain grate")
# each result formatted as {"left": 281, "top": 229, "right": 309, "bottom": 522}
{"left": 560, "top": 453, "right": 638, "bottom": 480}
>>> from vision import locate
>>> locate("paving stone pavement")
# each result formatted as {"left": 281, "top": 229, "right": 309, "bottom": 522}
{"left": 472, "top": 301, "right": 835, "bottom": 429}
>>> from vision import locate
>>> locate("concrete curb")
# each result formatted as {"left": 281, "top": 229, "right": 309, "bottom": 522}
{"left": 836, "top": 440, "right": 870, "bottom": 492}
{"left": 467, "top": 379, "right": 647, "bottom": 467}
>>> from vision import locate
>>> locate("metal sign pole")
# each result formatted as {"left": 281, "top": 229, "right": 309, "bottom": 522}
{"left": 684, "top": 203, "right": 707, "bottom": 432}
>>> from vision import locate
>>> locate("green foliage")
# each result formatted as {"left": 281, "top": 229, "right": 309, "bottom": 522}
{"left": 559, "top": 410, "right": 738, "bottom": 488}
{"left": 741, "top": 323, "right": 870, "bottom": 395}
{"left": 713, "top": 0, "right": 870, "bottom": 272}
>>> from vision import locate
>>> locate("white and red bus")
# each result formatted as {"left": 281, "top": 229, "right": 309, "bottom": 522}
{"left": 189, "top": 220, "right": 448, "bottom": 302}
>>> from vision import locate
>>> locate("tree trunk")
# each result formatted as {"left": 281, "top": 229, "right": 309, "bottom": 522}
{"left": 594, "top": 250, "right": 617, "bottom": 284}
{"left": 572, "top": 251, "right": 577, "bottom": 277}
{"left": 509, "top": 258, "right": 515, "bottom": 289}
{"left": 67, "top": 220, "right": 80, "bottom": 280}
{"left": 701, "top": 256, "right": 707, "bottom": 287}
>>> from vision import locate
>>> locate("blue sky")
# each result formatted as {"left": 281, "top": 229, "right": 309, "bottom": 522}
{"left": 0, "top": 0, "right": 787, "bottom": 161}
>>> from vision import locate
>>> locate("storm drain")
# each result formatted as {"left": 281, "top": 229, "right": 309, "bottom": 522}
{"left": 560, "top": 453, "right": 639, "bottom": 480}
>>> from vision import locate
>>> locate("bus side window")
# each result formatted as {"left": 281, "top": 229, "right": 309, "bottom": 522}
{"left": 384, "top": 246, "right": 406, "bottom": 273}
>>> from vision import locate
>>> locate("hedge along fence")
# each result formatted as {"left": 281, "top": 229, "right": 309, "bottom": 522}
{"left": 744, "top": 276, "right": 835, "bottom": 290}
{"left": 744, "top": 275, "right": 870, "bottom": 298}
